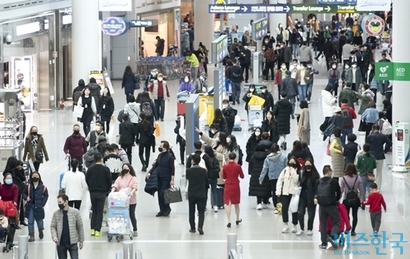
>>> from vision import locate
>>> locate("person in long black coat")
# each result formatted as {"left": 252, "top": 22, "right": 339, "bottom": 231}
{"left": 273, "top": 93, "right": 292, "bottom": 150}
{"left": 248, "top": 145, "right": 270, "bottom": 209}
{"left": 245, "top": 128, "right": 262, "bottom": 164}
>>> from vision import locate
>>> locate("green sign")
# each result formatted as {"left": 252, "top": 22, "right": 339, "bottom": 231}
{"left": 375, "top": 62, "right": 410, "bottom": 81}
{"left": 291, "top": 4, "right": 356, "bottom": 14}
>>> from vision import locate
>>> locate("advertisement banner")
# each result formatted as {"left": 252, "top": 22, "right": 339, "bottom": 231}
{"left": 99, "top": 0, "right": 132, "bottom": 12}
{"left": 211, "top": 35, "right": 228, "bottom": 64}
{"left": 11, "top": 57, "right": 33, "bottom": 111}
{"left": 248, "top": 106, "right": 263, "bottom": 127}
{"left": 252, "top": 17, "right": 268, "bottom": 41}
{"left": 394, "top": 122, "right": 410, "bottom": 167}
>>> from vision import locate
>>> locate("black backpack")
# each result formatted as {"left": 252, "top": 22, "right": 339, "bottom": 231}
{"left": 141, "top": 102, "right": 153, "bottom": 117}
{"left": 341, "top": 108, "right": 353, "bottom": 127}
{"left": 316, "top": 178, "right": 334, "bottom": 206}
{"left": 208, "top": 157, "right": 220, "bottom": 180}
{"left": 343, "top": 176, "right": 360, "bottom": 207}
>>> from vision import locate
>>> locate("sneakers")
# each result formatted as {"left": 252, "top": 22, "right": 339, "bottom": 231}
{"left": 213, "top": 206, "right": 218, "bottom": 212}
{"left": 296, "top": 230, "right": 304, "bottom": 236}
{"left": 274, "top": 209, "right": 279, "bottom": 214}
{"left": 256, "top": 204, "right": 263, "bottom": 210}
{"left": 91, "top": 229, "right": 95, "bottom": 236}
{"left": 319, "top": 243, "right": 327, "bottom": 249}
{"left": 94, "top": 231, "right": 103, "bottom": 237}
{"left": 262, "top": 203, "right": 268, "bottom": 209}
{"left": 276, "top": 203, "right": 282, "bottom": 214}
{"left": 133, "top": 231, "right": 138, "bottom": 237}
{"left": 291, "top": 226, "right": 297, "bottom": 233}
{"left": 373, "top": 231, "right": 378, "bottom": 237}
{"left": 281, "top": 225, "right": 289, "bottom": 233}
{"left": 307, "top": 230, "right": 313, "bottom": 236}
{"left": 327, "top": 235, "right": 338, "bottom": 248}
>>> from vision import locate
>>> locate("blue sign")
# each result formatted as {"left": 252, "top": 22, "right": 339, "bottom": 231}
{"left": 208, "top": 4, "right": 291, "bottom": 14}
{"left": 101, "top": 17, "right": 128, "bottom": 36}
{"left": 129, "top": 20, "right": 153, "bottom": 27}
{"left": 252, "top": 17, "right": 268, "bottom": 41}
{"left": 318, "top": 0, "right": 356, "bottom": 4}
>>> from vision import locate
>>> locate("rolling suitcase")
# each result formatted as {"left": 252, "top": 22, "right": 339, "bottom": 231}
{"left": 216, "top": 186, "right": 224, "bottom": 207}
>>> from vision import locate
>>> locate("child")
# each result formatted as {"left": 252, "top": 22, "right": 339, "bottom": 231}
{"left": 362, "top": 183, "right": 387, "bottom": 236}
{"left": 326, "top": 202, "right": 351, "bottom": 246}
{"left": 0, "top": 208, "right": 9, "bottom": 241}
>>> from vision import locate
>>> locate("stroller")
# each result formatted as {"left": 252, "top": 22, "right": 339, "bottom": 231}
{"left": 0, "top": 201, "right": 18, "bottom": 253}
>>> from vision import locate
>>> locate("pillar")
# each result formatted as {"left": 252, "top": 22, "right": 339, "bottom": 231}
{"left": 392, "top": 1, "right": 410, "bottom": 165}
{"left": 72, "top": 0, "right": 100, "bottom": 87}
{"left": 227, "top": 233, "right": 237, "bottom": 258}
{"left": 193, "top": 0, "right": 214, "bottom": 53}
{"left": 18, "top": 235, "right": 28, "bottom": 258}
{"left": 123, "top": 241, "right": 134, "bottom": 259}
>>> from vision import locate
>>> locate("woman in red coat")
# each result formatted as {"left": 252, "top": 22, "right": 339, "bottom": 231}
{"left": 0, "top": 173, "right": 19, "bottom": 205}
{"left": 222, "top": 153, "right": 244, "bottom": 228}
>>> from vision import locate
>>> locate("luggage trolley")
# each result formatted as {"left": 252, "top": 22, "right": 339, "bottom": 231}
{"left": 107, "top": 191, "right": 132, "bottom": 242}
{"left": 243, "top": 83, "right": 265, "bottom": 131}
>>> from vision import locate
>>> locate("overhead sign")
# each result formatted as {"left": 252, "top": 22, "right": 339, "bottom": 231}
{"left": 99, "top": 0, "right": 132, "bottom": 12}
{"left": 318, "top": 0, "right": 356, "bottom": 4}
{"left": 356, "top": 0, "right": 390, "bottom": 12}
{"left": 252, "top": 17, "right": 268, "bottom": 41}
{"left": 211, "top": 35, "right": 228, "bottom": 64}
{"left": 129, "top": 20, "right": 154, "bottom": 28}
{"left": 101, "top": 17, "right": 128, "bottom": 36}
{"left": 209, "top": 4, "right": 356, "bottom": 14}
{"left": 363, "top": 15, "right": 385, "bottom": 37}
{"left": 375, "top": 62, "right": 410, "bottom": 81}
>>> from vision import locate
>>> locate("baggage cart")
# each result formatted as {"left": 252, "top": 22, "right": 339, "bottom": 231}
{"left": 136, "top": 57, "right": 186, "bottom": 80}
{"left": 107, "top": 191, "right": 132, "bottom": 242}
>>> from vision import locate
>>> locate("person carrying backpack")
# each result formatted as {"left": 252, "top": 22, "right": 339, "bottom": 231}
{"left": 340, "top": 98, "right": 357, "bottom": 146}
{"left": 340, "top": 163, "right": 363, "bottom": 237}
{"left": 204, "top": 146, "right": 221, "bottom": 213}
{"left": 314, "top": 165, "right": 341, "bottom": 249}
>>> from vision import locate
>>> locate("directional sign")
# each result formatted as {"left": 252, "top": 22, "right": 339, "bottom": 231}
{"left": 129, "top": 20, "right": 153, "bottom": 27}
{"left": 318, "top": 0, "right": 357, "bottom": 4}
{"left": 291, "top": 4, "right": 357, "bottom": 14}
{"left": 208, "top": 4, "right": 291, "bottom": 14}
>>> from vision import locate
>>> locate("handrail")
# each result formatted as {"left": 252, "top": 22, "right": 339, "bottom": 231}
{"left": 229, "top": 249, "right": 239, "bottom": 259}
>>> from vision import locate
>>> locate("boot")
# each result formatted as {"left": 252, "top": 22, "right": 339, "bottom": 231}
{"left": 28, "top": 233, "right": 35, "bottom": 242}
{"left": 39, "top": 229, "right": 44, "bottom": 240}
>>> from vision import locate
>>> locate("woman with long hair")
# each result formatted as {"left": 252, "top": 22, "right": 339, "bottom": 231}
{"left": 340, "top": 163, "right": 364, "bottom": 236}
{"left": 122, "top": 65, "right": 137, "bottom": 99}
{"left": 61, "top": 159, "right": 87, "bottom": 210}
{"left": 297, "top": 158, "right": 320, "bottom": 236}
{"left": 261, "top": 110, "right": 279, "bottom": 144}
{"left": 137, "top": 91, "right": 156, "bottom": 126}
{"left": 97, "top": 87, "right": 115, "bottom": 133}
{"left": 77, "top": 87, "right": 97, "bottom": 136}
{"left": 227, "top": 135, "right": 243, "bottom": 165}
{"left": 119, "top": 113, "right": 136, "bottom": 163}
{"left": 112, "top": 163, "right": 138, "bottom": 236}
{"left": 22, "top": 126, "right": 49, "bottom": 171}
{"left": 297, "top": 100, "right": 311, "bottom": 145}
{"left": 136, "top": 112, "right": 154, "bottom": 172}
{"left": 212, "top": 108, "right": 228, "bottom": 134}
{"left": 249, "top": 144, "right": 270, "bottom": 210}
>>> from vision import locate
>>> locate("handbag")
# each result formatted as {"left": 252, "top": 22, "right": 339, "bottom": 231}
{"left": 73, "top": 105, "right": 84, "bottom": 118}
{"left": 358, "top": 120, "right": 366, "bottom": 132}
{"left": 289, "top": 187, "right": 301, "bottom": 213}
{"left": 164, "top": 187, "right": 183, "bottom": 204}
{"left": 35, "top": 150, "right": 44, "bottom": 161}
{"left": 366, "top": 172, "right": 375, "bottom": 182}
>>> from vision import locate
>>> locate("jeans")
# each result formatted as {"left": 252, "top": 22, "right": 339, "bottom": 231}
{"left": 341, "top": 127, "right": 353, "bottom": 146}
{"left": 306, "top": 83, "right": 313, "bottom": 101}
{"left": 209, "top": 179, "right": 218, "bottom": 207}
{"left": 344, "top": 204, "right": 359, "bottom": 232}
{"left": 129, "top": 204, "right": 137, "bottom": 231}
{"left": 269, "top": 179, "right": 279, "bottom": 208}
{"left": 188, "top": 197, "right": 206, "bottom": 230}
{"left": 298, "top": 85, "right": 307, "bottom": 102}
{"left": 298, "top": 197, "right": 316, "bottom": 231}
{"left": 90, "top": 192, "right": 106, "bottom": 231}
{"left": 28, "top": 207, "right": 44, "bottom": 234}
{"left": 231, "top": 82, "right": 241, "bottom": 104}
{"left": 154, "top": 98, "right": 165, "bottom": 120}
{"left": 158, "top": 175, "right": 171, "bottom": 213}
{"left": 57, "top": 244, "right": 79, "bottom": 259}
{"left": 292, "top": 44, "right": 300, "bottom": 58}
{"left": 370, "top": 212, "right": 382, "bottom": 232}
{"left": 319, "top": 205, "right": 340, "bottom": 245}
{"left": 376, "top": 160, "right": 384, "bottom": 190}
{"left": 68, "top": 200, "right": 82, "bottom": 210}
{"left": 138, "top": 143, "right": 151, "bottom": 167}
{"left": 328, "top": 78, "right": 339, "bottom": 96}
{"left": 122, "top": 144, "right": 133, "bottom": 163}
{"left": 280, "top": 195, "right": 298, "bottom": 225}
{"left": 360, "top": 175, "right": 370, "bottom": 201}
{"left": 191, "top": 66, "right": 199, "bottom": 81}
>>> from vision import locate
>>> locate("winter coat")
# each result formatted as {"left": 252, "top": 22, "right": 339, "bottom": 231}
{"left": 124, "top": 102, "right": 141, "bottom": 124}
{"left": 281, "top": 77, "right": 298, "bottom": 97}
{"left": 276, "top": 166, "right": 299, "bottom": 196}
{"left": 23, "top": 182, "right": 49, "bottom": 220}
{"left": 357, "top": 89, "right": 375, "bottom": 115}
{"left": 338, "top": 87, "right": 357, "bottom": 108}
{"left": 200, "top": 134, "right": 228, "bottom": 185}
{"left": 248, "top": 150, "right": 269, "bottom": 197}
{"left": 299, "top": 171, "right": 317, "bottom": 204}
{"left": 259, "top": 139, "right": 273, "bottom": 152}
{"left": 297, "top": 108, "right": 310, "bottom": 145}
{"left": 122, "top": 73, "right": 137, "bottom": 95}
{"left": 144, "top": 168, "right": 158, "bottom": 196}
{"left": 259, "top": 91, "right": 274, "bottom": 112}
{"left": 23, "top": 134, "right": 49, "bottom": 163}
{"left": 273, "top": 99, "right": 292, "bottom": 135}
{"left": 343, "top": 141, "right": 358, "bottom": 168}
{"left": 97, "top": 95, "right": 115, "bottom": 121}
{"left": 321, "top": 90, "right": 337, "bottom": 117}
{"left": 259, "top": 152, "right": 287, "bottom": 181}
{"left": 299, "top": 45, "right": 313, "bottom": 63}
{"left": 330, "top": 137, "right": 344, "bottom": 178}
{"left": 87, "top": 82, "right": 101, "bottom": 106}
{"left": 119, "top": 122, "right": 137, "bottom": 146}
{"left": 245, "top": 135, "right": 262, "bottom": 162}
{"left": 261, "top": 119, "right": 279, "bottom": 144}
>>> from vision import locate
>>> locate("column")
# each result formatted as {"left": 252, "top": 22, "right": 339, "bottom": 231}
{"left": 72, "top": 0, "right": 100, "bottom": 86}
{"left": 193, "top": 0, "right": 214, "bottom": 52}
{"left": 392, "top": 1, "right": 410, "bottom": 164}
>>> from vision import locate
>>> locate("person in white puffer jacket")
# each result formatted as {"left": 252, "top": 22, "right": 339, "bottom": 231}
{"left": 320, "top": 84, "right": 337, "bottom": 133}
{"left": 61, "top": 159, "right": 88, "bottom": 210}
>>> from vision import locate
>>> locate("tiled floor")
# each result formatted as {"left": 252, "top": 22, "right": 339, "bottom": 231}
{"left": 2, "top": 56, "right": 410, "bottom": 259}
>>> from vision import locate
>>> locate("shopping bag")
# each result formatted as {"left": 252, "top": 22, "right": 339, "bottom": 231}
{"left": 289, "top": 187, "right": 301, "bottom": 213}
{"left": 164, "top": 187, "right": 183, "bottom": 204}
{"left": 358, "top": 120, "right": 366, "bottom": 132}
{"left": 248, "top": 95, "right": 265, "bottom": 108}
{"left": 326, "top": 141, "right": 331, "bottom": 156}
{"left": 73, "top": 105, "right": 84, "bottom": 118}
{"left": 154, "top": 121, "right": 161, "bottom": 137}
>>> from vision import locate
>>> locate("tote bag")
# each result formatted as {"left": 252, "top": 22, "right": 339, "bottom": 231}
{"left": 73, "top": 105, "right": 84, "bottom": 118}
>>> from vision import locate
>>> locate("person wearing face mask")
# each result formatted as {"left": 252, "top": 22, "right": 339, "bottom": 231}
{"left": 342, "top": 40, "right": 354, "bottom": 67}
{"left": 148, "top": 72, "right": 170, "bottom": 122}
{"left": 276, "top": 156, "right": 300, "bottom": 233}
{"left": 323, "top": 37, "right": 335, "bottom": 71}
{"left": 111, "top": 164, "right": 139, "bottom": 236}
{"left": 245, "top": 128, "right": 262, "bottom": 169}
{"left": 146, "top": 141, "right": 175, "bottom": 217}
{"left": 23, "top": 126, "right": 49, "bottom": 171}
{"left": 51, "top": 194, "right": 85, "bottom": 258}
{"left": 77, "top": 86, "right": 97, "bottom": 136}
{"left": 259, "top": 86, "right": 274, "bottom": 117}
{"left": 304, "top": 62, "right": 319, "bottom": 103}
{"left": 276, "top": 23, "right": 285, "bottom": 43}
{"left": 249, "top": 144, "right": 270, "bottom": 210}
{"left": 229, "top": 59, "right": 244, "bottom": 105}
{"left": 61, "top": 159, "right": 88, "bottom": 210}
{"left": 178, "top": 75, "right": 195, "bottom": 93}
{"left": 145, "top": 69, "right": 158, "bottom": 91}
{"left": 64, "top": 124, "right": 87, "bottom": 172}
{"left": 83, "top": 136, "right": 108, "bottom": 168}
{"left": 239, "top": 46, "right": 251, "bottom": 83}
{"left": 121, "top": 65, "right": 138, "bottom": 100}
{"left": 290, "top": 59, "right": 299, "bottom": 79}
{"left": 0, "top": 173, "right": 19, "bottom": 205}
{"left": 327, "top": 62, "right": 340, "bottom": 96}
{"left": 296, "top": 159, "right": 320, "bottom": 236}
{"left": 85, "top": 153, "right": 112, "bottom": 237}
{"left": 345, "top": 61, "right": 363, "bottom": 92}
{"left": 97, "top": 87, "right": 115, "bottom": 134}
{"left": 194, "top": 72, "right": 208, "bottom": 94}
{"left": 85, "top": 121, "right": 108, "bottom": 149}
{"left": 274, "top": 62, "right": 288, "bottom": 100}
{"left": 273, "top": 92, "right": 293, "bottom": 150}
{"left": 290, "top": 28, "right": 302, "bottom": 59}
{"left": 263, "top": 45, "right": 276, "bottom": 81}
{"left": 281, "top": 42, "right": 292, "bottom": 70}
{"left": 242, "top": 84, "right": 257, "bottom": 117}
{"left": 227, "top": 135, "right": 243, "bottom": 165}
{"left": 23, "top": 171, "right": 49, "bottom": 242}
{"left": 222, "top": 99, "right": 238, "bottom": 135}
{"left": 281, "top": 71, "right": 298, "bottom": 118}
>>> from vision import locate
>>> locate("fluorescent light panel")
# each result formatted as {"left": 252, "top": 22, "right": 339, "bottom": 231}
{"left": 16, "top": 21, "right": 40, "bottom": 36}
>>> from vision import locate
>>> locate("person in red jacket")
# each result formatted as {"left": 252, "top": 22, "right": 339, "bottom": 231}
{"left": 274, "top": 62, "right": 288, "bottom": 99}
{"left": 362, "top": 182, "right": 386, "bottom": 236}
{"left": 0, "top": 173, "right": 19, "bottom": 205}
{"left": 325, "top": 202, "right": 351, "bottom": 246}
{"left": 63, "top": 124, "right": 88, "bottom": 172}
{"left": 340, "top": 99, "right": 357, "bottom": 146}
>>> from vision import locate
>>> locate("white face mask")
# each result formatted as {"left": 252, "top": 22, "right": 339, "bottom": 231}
{"left": 249, "top": 89, "right": 254, "bottom": 92}
{"left": 264, "top": 41, "right": 269, "bottom": 44}
{"left": 345, "top": 65, "right": 349, "bottom": 69}
{"left": 332, "top": 65, "right": 337, "bottom": 69}
{"left": 222, "top": 104, "right": 228, "bottom": 109}
{"left": 184, "top": 78, "right": 189, "bottom": 83}
{"left": 95, "top": 126, "right": 101, "bottom": 131}
{"left": 158, "top": 77, "right": 163, "bottom": 81}
{"left": 211, "top": 129, "right": 216, "bottom": 134}
{"left": 326, "top": 26, "right": 329, "bottom": 30}
{"left": 307, "top": 65, "right": 312, "bottom": 68}
{"left": 215, "top": 137, "right": 220, "bottom": 142}
{"left": 281, "top": 65, "right": 286, "bottom": 69}
{"left": 255, "top": 132, "right": 261, "bottom": 136}
{"left": 352, "top": 64, "right": 357, "bottom": 68}
{"left": 200, "top": 76, "right": 204, "bottom": 80}
{"left": 151, "top": 72, "right": 157, "bottom": 76}
{"left": 368, "top": 66, "right": 372, "bottom": 70}
{"left": 226, "top": 138, "right": 231, "bottom": 143}
{"left": 293, "top": 64, "right": 298, "bottom": 67}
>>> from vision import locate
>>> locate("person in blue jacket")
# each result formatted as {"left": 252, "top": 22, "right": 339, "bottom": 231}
{"left": 121, "top": 65, "right": 138, "bottom": 101}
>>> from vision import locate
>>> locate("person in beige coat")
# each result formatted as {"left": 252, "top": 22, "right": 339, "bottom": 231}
{"left": 23, "top": 126, "right": 49, "bottom": 172}
{"left": 297, "top": 101, "right": 311, "bottom": 145}
{"left": 329, "top": 127, "right": 344, "bottom": 180}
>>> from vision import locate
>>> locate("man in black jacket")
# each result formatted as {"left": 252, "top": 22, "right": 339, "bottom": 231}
{"left": 273, "top": 92, "right": 293, "bottom": 151}
{"left": 186, "top": 141, "right": 211, "bottom": 171}
{"left": 281, "top": 71, "right": 298, "bottom": 119}
{"left": 259, "top": 85, "right": 274, "bottom": 118}
{"left": 314, "top": 165, "right": 341, "bottom": 249}
{"left": 85, "top": 153, "right": 111, "bottom": 237}
{"left": 239, "top": 46, "right": 251, "bottom": 83}
{"left": 155, "top": 36, "right": 165, "bottom": 56}
{"left": 228, "top": 59, "right": 244, "bottom": 105}
{"left": 186, "top": 154, "right": 208, "bottom": 235}
{"left": 222, "top": 99, "right": 238, "bottom": 135}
